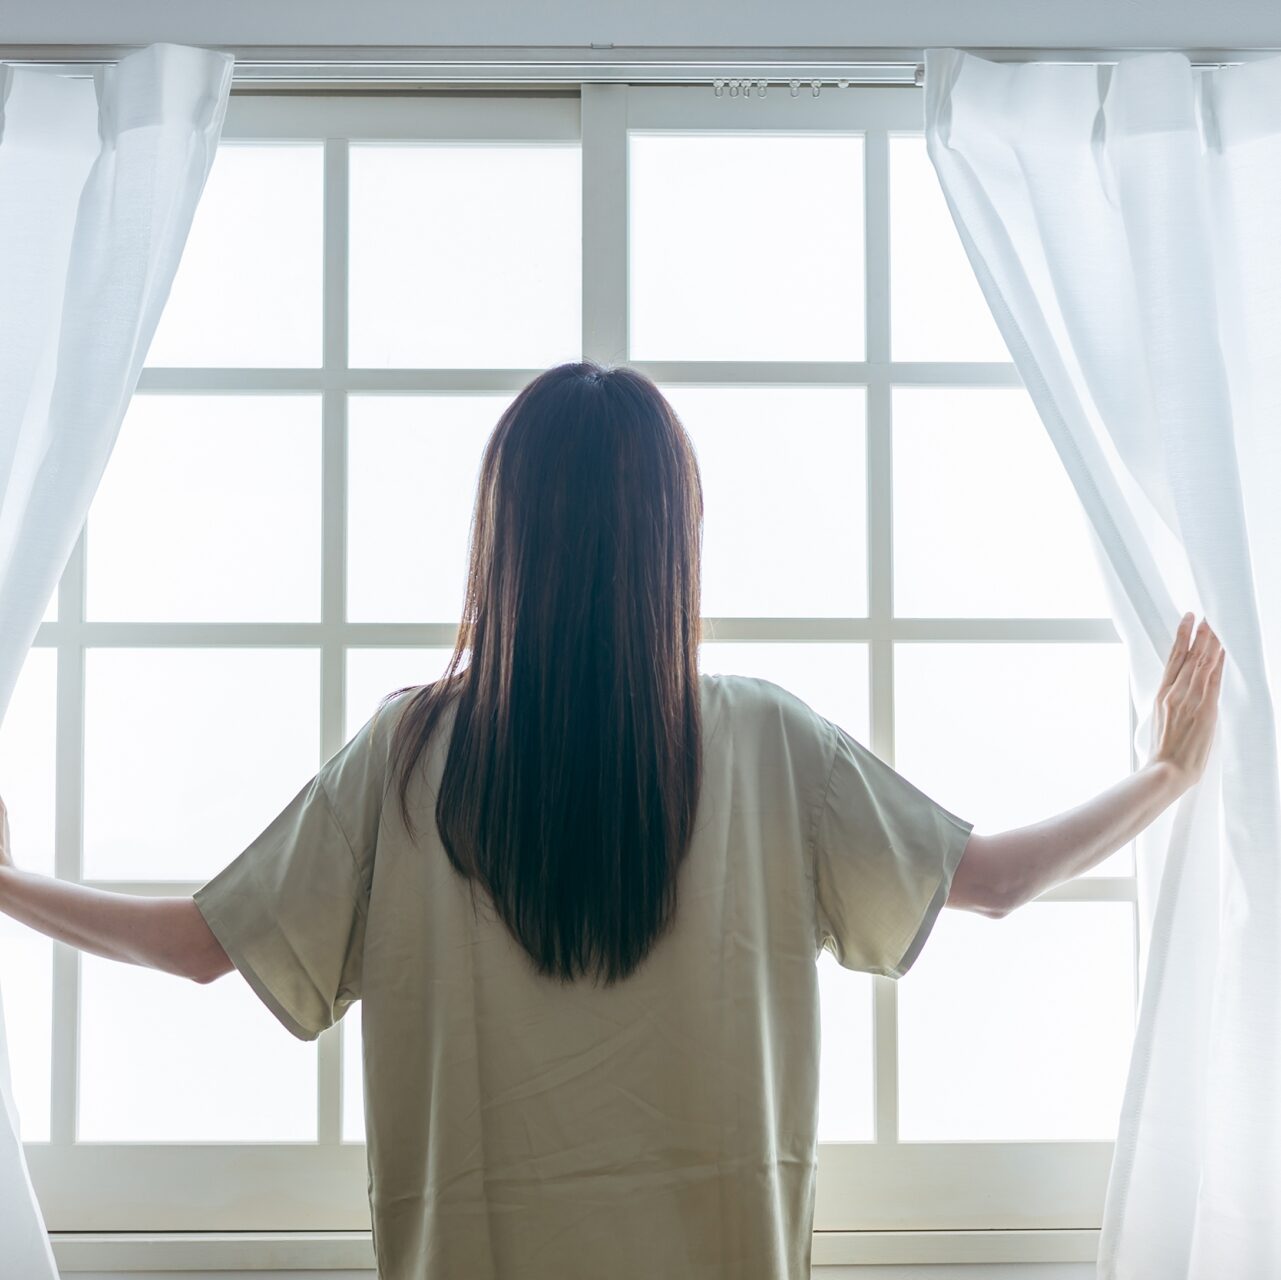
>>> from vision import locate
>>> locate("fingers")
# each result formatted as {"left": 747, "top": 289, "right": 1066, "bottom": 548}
{"left": 1194, "top": 642, "right": 1227, "bottom": 705}
{"left": 1188, "top": 618, "right": 1214, "bottom": 665}
{"left": 1181, "top": 621, "right": 1223, "bottom": 701}
{"left": 1163, "top": 615, "right": 1225, "bottom": 702}
{"left": 1158, "top": 613, "right": 1195, "bottom": 695}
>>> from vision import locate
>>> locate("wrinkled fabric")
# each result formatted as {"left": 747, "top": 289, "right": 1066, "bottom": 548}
{"left": 195, "top": 673, "right": 973, "bottom": 1279}
{"left": 924, "top": 47, "right": 1281, "bottom": 1278}
{"left": 0, "top": 42, "right": 231, "bottom": 1271}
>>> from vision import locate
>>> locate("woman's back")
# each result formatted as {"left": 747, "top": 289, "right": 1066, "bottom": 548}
{"left": 192, "top": 362, "right": 972, "bottom": 1278}
{"left": 195, "top": 670, "right": 973, "bottom": 1280}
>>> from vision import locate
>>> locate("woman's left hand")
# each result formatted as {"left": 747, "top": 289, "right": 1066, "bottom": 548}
{"left": 0, "top": 795, "right": 13, "bottom": 870}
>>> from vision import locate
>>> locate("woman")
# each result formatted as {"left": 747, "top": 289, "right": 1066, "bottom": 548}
{"left": 0, "top": 362, "right": 1224, "bottom": 1279}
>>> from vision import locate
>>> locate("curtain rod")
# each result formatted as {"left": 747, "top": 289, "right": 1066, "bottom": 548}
{"left": 0, "top": 45, "right": 1267, "bottom": 91}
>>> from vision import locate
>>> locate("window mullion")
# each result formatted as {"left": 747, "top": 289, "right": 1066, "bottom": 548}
{"left": 863, "top": 125, "right": 900, "bottom": 1147}
{"left": 317, "top": 134, "right": 351, "bottom": 1149}
{"left": 580, "top": 83, "right": 629, "bottom": 366}
{"left": 865, "top": 128, "right": 891, "bottom": 370}
{"left": 52, "top": 529, "right": 87, "bottom": 1147}
{"left": 1035, "top": 878, "right": 1138, "bottom": 904}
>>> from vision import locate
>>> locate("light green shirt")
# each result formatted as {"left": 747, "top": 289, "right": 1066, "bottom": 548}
{"left": 194, "top": 673, "right": 973, "bottom": 1280}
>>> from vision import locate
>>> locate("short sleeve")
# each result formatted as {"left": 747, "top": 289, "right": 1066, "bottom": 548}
{"left": 193, "top": 700, "right": 399, "bottom": 1041}
{"left": 814, "top": 719, "right": 975, "bottom": 979}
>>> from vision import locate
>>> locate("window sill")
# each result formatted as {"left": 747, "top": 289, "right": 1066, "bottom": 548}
{"left": 50, "top": 1229, "right": 1100, "bottom": 1271}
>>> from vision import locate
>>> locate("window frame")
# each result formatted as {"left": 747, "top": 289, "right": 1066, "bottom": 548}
{"left": 25, "top": 85, "right": 1137, "bottom": 1242}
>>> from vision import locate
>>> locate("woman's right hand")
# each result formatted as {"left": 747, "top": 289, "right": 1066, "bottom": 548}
{"left": 1151, "top": 613, "right": 1225, "bottom": 792}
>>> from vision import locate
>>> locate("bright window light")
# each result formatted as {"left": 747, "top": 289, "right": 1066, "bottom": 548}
{"left": 83, "top": 649, "right": 320, "bottom": 882}
{"left": 662, "top": 385, "right": 867, "bottom": 618}
{"left": 145, "top": 144, "right": 323, "bottom": 368}
{"left": 630, "top": 133, "right": 865, "bottom": 361}
{"left": 349, "top": 144, "right": 582, "bottom": 369}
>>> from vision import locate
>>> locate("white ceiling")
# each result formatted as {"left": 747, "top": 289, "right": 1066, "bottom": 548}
{"left": 1, "top": 0, "right": 1278, "bottom": 53}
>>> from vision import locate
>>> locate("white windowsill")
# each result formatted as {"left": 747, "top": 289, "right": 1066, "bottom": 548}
{"left": 49, "top": 1229, "right": 1100, "bottom": 1271}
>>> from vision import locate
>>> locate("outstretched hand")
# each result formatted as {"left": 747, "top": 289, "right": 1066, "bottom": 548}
{"left": 0, "top": 795, "right": 12, "bottom": 870}
{"left": 1152, "top": 613, "right": 1225, "bottom": 791}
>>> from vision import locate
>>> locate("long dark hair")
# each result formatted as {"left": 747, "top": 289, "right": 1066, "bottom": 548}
{"left": 386, "top": 362, "right": 704, "bottom": 986}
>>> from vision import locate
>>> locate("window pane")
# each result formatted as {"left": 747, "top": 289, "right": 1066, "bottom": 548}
{"left": 817, "top": 953, "right": 875, "bottom": 1141}
{"left": 630, "top": 134, "right": 864, "bottom": 362}
{"left": 79, "top": 953, "right": 316, "bottom": 1141}
{"left": 899, "top": 903, "right": 1136, "bottom": 1139}
{"left": 894, "top": 643, "right": 1134, "bottom": 877}
{"left": 0, "top": 648, "right": 56, "bottom": 878}
{"left": 83, "top": 649, "right": 320, "bottom": 881}
{"left": 699, "top": 642, "right": 869, "bottom": 741}
{"left": 890, "top": 135, "right": 1008, "bottom": 362}
{"left": 145, "top": 144, "right": 323, "bottom": 368}
{"left": 343, "top": 1014, "right": 364, "bottom": 1143}
{"left": 349, "top": 144, "right": 581, "bottom": 369}
{"left": 347, "top": 395, "right": 509, "bottom": 622}
{"left": 893, "top": 388, "right": 1112, "bottom": 618}
{"left": 346, "top": 647, "right": 454, "bottom": 737}
{"left": 662, "top": 386, "right": 866, "bottom": 617}
{"left": 87, "top": 396, "right": 321, "bottom": 622}
{"left": 0, "top": 919, "right": 51, "bottom": 1143}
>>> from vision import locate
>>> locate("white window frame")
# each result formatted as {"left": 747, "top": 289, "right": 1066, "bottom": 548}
{"left": 619, "top": 83, "right": 1135, "bottom": 1239}
{"left": 28, "top": 84, "right": 1136, "bottom": 1265}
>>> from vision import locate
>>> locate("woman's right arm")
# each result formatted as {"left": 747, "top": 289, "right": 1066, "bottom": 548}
{"left": 946, "top": 613, "right": 1224, "bottom": 918}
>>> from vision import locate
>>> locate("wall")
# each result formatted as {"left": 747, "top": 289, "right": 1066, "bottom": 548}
{"left": 0, "top": 0, "right": 1279, "bottom": 53}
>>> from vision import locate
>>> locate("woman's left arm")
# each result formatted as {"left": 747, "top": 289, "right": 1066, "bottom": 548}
{"left": 0, "top": 796, "right": 232, "bottom": 984}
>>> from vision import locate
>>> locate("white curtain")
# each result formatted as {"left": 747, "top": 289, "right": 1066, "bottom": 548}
{"left": 924, "top": 48, "right": 1281, "bottom": 1278}
{"left": 0, "top": 43, "right": 231, "bottom": 1271}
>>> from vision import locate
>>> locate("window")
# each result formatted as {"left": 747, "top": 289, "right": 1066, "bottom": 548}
{"left": 16, "top": 87, "right": 1135, "bottom": 1234}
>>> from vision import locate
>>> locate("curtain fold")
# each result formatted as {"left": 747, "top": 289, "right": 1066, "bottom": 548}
{"left": 0, "top": 42, "right": 232, "bottom": 1270}
{"left": 925, "top": 47, "right": 1281, "bottom": 1278}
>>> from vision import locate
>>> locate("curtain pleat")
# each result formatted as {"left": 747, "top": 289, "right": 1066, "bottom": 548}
{"left": 925, "top": 48, "right": 1281, "bottom": 1277}
{"left": 0, "top": 42, "right": 232, "bottom": 1269}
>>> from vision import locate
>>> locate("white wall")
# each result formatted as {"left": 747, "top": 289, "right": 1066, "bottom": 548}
{"left": 1, "top": 0, "right": 1278, "bottom": 52}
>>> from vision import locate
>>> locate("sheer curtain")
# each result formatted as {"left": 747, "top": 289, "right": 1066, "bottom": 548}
{"left": 924, "top": 48, "right": 1281, "bottom": 1278}
{"left": 0, "top": 42, "right": 232, "bottom": 1270}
